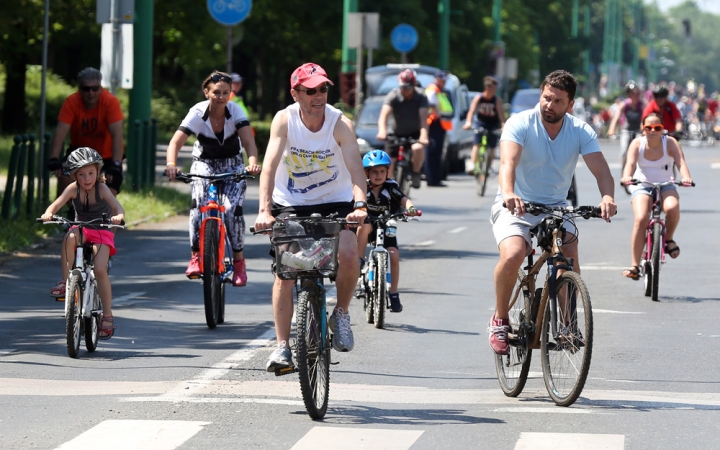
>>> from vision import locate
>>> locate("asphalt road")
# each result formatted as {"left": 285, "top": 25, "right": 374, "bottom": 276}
{"left": 1, "top": 139, "right": 719, "bottom": 449}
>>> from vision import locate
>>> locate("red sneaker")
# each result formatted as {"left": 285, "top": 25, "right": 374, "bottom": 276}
{"left": 487, "top": 314, "right": 510, "bottom": 355}
{"left": 232, "top": 259, "right": 247, "bottom": 286}
{"left": 185, "top": 254, "right": 201, "bottom": 278}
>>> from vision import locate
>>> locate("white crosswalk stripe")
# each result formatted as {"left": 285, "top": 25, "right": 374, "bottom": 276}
{"left": 290, "top": 427, "right": 424, "bottom": 450}
{"left": 55, "top": 420, "right": 210, "bottom": 450}
{"left": 514, "top": 432, "right": 624, "bottom": 450}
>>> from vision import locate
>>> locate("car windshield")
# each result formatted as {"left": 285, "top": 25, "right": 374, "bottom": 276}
{"left": 357, "top": 100, "right": 383, "bottom": 126}
{"left": 512, "top": 90, "right": 540, "bottom": 112}
{"left": 367, "top": 72, "right": 437, "bottom": 96}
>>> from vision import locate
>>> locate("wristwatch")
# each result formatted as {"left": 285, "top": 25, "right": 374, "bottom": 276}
{"left": 113, "top": 160, "right": 122, "bottom": 167}
{"left": 353, "top": 201, "right": 368, "bottom": 211}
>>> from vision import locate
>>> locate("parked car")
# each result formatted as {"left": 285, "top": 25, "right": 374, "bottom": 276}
{"left": 360, "top": 64, "right": 475, "bottom": 175}
{"left": 509, "top": 88, "right": 541, "bottom": 117}
{"left": 355, "top": 95, "right": 389, "bottom": 156}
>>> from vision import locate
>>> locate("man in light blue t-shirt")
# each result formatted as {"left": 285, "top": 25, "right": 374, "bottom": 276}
{"left": 487, "top": 70, "right": 617, "bottom": 355}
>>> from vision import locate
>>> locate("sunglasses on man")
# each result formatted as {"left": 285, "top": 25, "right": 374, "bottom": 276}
{"left": 644, "top": 125, "right": 664, "bottom": 132}
{"left": 80, "top": 85, "right": 100, "bottom": 92}
{"left": 210, "top": 73, "right": 233, "bottom": 84}
{"left": 296, "top": 85, "right": 329, "bottom": 95}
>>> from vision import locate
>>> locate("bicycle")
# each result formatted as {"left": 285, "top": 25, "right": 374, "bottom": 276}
{"left": 472, "top": 127, "right": 501, "bottom": 197}
{"left": 626, "top": 179, "right": 694, "bottom": 301}
{"left": 37, "top": 214, "right": 125, "bottom": 358}
{"left": 385, "top": 134, "right": 417, "bottom": 196}
{"left": 174, "top": 171, "right": 252, "bottom": 329}
{"left": 358, "top": 210, "right": 421, "bottom": 329}
{"left": 495, "top": 202, "right": 601, "bottom": 406}
{"left": 252, "top": 213, "right": 347, "bottom": 419}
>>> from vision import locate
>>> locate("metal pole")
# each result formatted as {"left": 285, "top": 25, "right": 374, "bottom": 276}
{"left": 492, "top": 0, "right": 502, "bottom": 43}
{"left": 438, "top": 0, "right": 450, "bottom": 70}
{"left": 110, "top": 0, "right": 121, "bottom": 94}
{"left": 355, "top": 14, "right": 364, "bottom": 108}
{"left": 572, "top": 0, "right": 578, "bottom": 38}
{"left": 38, "top": 0, "right": 49, "bottom": 202}
{"left": 342, "top": 0, "right": 358, "bottom": 73}
{"left": 226, "top": 26, "right": 232, "bottom": 73}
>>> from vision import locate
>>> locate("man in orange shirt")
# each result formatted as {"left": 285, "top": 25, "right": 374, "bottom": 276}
{"left": 47, "top": 67, "right": 125, "bottom": 197}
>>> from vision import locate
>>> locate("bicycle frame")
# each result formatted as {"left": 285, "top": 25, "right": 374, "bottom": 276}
{"left": 643, "top": 186, "right": 667, "bottom": 268}
{"left": 198, "top": 182, "right": 233, "bottom": 279}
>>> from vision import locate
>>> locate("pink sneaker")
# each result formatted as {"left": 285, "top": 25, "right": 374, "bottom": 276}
{"left": 232, "top": 259, "right": 247, "bottom": 286}
{"left": 185, "top": 254, "right": 201, "bottom": 278}
{"left": 487, "top": 314, "right": 510, "bottom": 355}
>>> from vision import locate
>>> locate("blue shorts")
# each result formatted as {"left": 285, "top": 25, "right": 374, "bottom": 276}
{"left": 630, "top": 183, "right": 677, "bottom": 200}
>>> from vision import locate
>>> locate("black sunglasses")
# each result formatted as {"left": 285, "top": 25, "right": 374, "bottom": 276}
{"left": 80, "top": 85, "right": 100, "bottom": 92}
{"left": 210, "top": 73, "right": 232, "bottom": 84}
{"left": 296, "top": 85, "right": 329, "bottom": 95}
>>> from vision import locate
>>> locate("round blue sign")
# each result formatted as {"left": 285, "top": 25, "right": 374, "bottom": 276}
{"left": 391, "top": 24, "right": 418, "bottom": 53}
{"left": 207, "top": 0, "right": 252, "bottom": 26}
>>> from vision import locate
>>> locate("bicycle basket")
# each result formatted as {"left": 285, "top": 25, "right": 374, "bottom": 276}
{"left": 533, "top": 217, "right": 565, "bottom": 250}
{"left": 271, "top": 219, "right": 342, "bottom": 279}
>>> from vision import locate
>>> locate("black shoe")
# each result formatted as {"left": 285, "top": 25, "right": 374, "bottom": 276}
{"left": 389, "top": 292, "right": 403, "bottom": 312}
{"left": 411, "top": 172, "right": 421, "bottom": 189}
{"left": 427, "top": 182, "right": 447, "bottom": 187}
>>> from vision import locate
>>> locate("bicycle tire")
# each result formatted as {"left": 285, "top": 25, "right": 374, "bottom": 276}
{"left": 650, "top": 222, "right": 662, "bottom": 301}
{"left": 480, "top": 149, "right": 491, "bottom": 196}
{"left": 84, "top": 280, "right": 100, "bottom": 352}
{"left": 218, "top": 282, "right": 226, "bottom": 324}
{"left": 364, "top": 269, "right": 374, "bottom": 324}
{"left": 475, "top": 148, "right": 485, "bottom": 196}
{"left": 296, "top": 280, "right": 330, "bottom": 419}
{"left": 540, "top": 271, "right": 593, "bottom": 407}
{"left": 203, "top": 220, "right": 221, "bottom": 329}
{"left": 396, "top": 163, "right": 410, "bottom": 196}
{"left": 373, "top": 253, "right": 388, "bottom": 329}
{"left": 66, "top": 273, "right": 83, "bottom": 358}
{"left": 495, "top": 269, "right": 533, "bottom": 397}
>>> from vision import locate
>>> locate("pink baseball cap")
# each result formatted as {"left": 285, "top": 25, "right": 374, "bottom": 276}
{"left": 290, "top": 63, "right": 334, "bottom": 89}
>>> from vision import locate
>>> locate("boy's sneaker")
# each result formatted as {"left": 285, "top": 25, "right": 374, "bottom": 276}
{"left": 329, "top": 307, "right": 354, "bottom": 352}
{"left": 185, "top": 254, "right": 201, "bottom": 278}
{"left": 266, "top": 341, "right": 294, "bottom": 372}
{"left": 389, "top": 292, "right": 403, "bottom": 312}
{"left": 411, "top": 172, "right": 422, "bottom": 189}
{"left": 487, "top": 314, "right": 510, "bottom": 355}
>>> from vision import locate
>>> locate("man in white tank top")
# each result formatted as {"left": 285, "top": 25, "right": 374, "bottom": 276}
{"left": 255, "top": 63, "right": 368, "bottom": 372}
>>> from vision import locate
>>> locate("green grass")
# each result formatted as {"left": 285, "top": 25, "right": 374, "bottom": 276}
{"left": 0, "top": 185, "right": 189, "bottom": 253}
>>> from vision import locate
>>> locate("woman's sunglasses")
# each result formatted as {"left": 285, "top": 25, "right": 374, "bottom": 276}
{"left": 296, "top": 85, "right": 329, "bottom": 95}
{"left": 210, "top": 73, "right": 232, "bottom": 84}
{"left": 80, "top": 85, "right": 100, "bottom": 92}
{"left": 644, "top": 125, "right": 664, "bottom": 132}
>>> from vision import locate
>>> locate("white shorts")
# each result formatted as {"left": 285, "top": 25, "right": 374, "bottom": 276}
{"left": 490, "top": 200, "right": 577, "bottom": 247}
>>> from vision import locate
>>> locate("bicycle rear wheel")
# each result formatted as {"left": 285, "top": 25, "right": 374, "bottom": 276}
{"left": 396, "top": 162, "right": 411, "bottom": 196}
{"left": 540, "top": 271, "right": 593, "bottom": 406}
{"left": 364, "top": 269, "right": 374, "bottom": 324}
{"left": 84, "top": 281, "right": 100, "bottom": 352}
{"left": 373, "top": 253, "right": 388, "bottom": 329}
{"left": 650, "top": 222, "right": 662, "bottom": 301}
{"left": 495, "top": 269, "right": 533, "bottom": 397}
{"left": 203, "top": 220, "right": 221, "bottom": 329}
{"left": 218, "top": 281, "right": 226, "bottom": 324}
{"left": 296, "top": 280, "right": 330, "bottom": 419}
{"left": 66, "top": 273, "right": 83, "bottom": 358}
{"left": 475, "top": 150, "right": 486, "bottom": 196}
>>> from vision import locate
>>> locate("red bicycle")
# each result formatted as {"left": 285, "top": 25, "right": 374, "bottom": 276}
{"left": 176, "top": 171, "right": 252, "bottom": 328}
{"left": 627, "top": 179, "right": 694, "bottom": 301}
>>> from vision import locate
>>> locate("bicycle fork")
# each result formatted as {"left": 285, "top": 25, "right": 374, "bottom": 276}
{"left": 546, "top": 255, "right": 574, "bottom": 341}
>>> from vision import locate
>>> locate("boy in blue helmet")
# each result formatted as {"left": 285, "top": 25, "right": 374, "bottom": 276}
{"left": 356, "top": 149, "right": 419, "bottom": 312}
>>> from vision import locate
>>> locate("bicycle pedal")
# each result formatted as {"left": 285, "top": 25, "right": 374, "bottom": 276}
{"left": 91, "top": 310, "right": 102, "bottom": 317}
{"left": 187, "top": 274, "right": 201, "bottom": 280}
{"left": 274, "top": 366, "right": 297, "bottom": 377}
{"left": 55, "top": 297, "right": 65, "bottom": 302}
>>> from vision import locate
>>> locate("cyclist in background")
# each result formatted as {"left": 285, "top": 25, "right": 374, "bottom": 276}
{"left": 642, "top": 84, "right": 683, "bottom": 138}
{"left": 377, "top": 69, "right": 429, "bottom": 189}
{"left": 229, "top": 73, "right": 250, "bottom": 118}
{"left": 48, "top": 67, "right": 124, "bottom": 204}
{"left": 607, "top": 81, "right": 644, "bottom": 194}
{"left": 463, "top": 76, "right": 505, "bottom": 175}
{"left": 620, "top": 113, "right": 693, "bottom": 280}
{"left": 253, "top": 62, "right": 367, "bottom": 372}
{"left": 165, "top": 71, "right": 261, "bottom": 287}
{"left": 356, "top": 150, "right": 419, "bottom": 313}
{"left": 488, "top": 70, "right": 616, "bottom": 355}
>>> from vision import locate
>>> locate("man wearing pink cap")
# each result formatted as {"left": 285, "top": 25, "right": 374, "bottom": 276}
{"left": 255, "top": 62, "right": 368, "bottom": 372}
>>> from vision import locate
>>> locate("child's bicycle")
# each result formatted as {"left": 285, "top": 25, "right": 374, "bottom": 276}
{"left": 495, "top": 202, "right": 602, "bottom": 406}
{"left": 174, "top": 171, "right": 253, "bottom": 329}
{"left": 626, "top": 179, "right": 695, "bottom": 301}
{"left": 385, "top": 134, "right": 417, "bottom": 196}
{"left": 252, "top": 213, "right": 348, "bottom": 419}
{"left": 472, "top": 127, "right": 502, "bottom": 196}
{"left": 358, "top": 210, "right": 421, "bottom": 329}
{"left": 37, "top": 214, "right": 125, "bottom": 358}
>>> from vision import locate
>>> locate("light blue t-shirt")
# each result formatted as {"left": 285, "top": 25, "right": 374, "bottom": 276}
{"left": 496, "top": 105, "right": 600, "bottom": 204}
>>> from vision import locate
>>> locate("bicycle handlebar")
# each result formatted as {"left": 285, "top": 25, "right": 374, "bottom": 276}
{"left": 472, "top": 127, "right": 502, "bottom": 136}
{"left": 36, "top": 214, "right": 126, "bottom": 228}
{"left": 250, "top": 214, "right": 358, "bottom": 235}
{"left": 366, "top": 210, "right": 422, "bottom": 223}
{"left": 625, "top": 179, "right": 695, "bottom": 187}
{"left": 173, "top": 170, "right": 253, "bottom": 184}
{"left": 502, "top": 201, "right": 601, "bottom": 219}
{"left": 385, "top": 135, "right": 419, "bottom": 146}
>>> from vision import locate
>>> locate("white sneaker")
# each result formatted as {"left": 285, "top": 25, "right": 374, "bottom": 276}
{"left": 329, "top": 307, "right": 354, "bottom": 352}
{"left": 266, "top": 341, "right": 294, "bottom": 372}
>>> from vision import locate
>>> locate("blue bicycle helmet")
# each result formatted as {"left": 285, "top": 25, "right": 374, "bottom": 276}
{"left": 363, "top": 150, "right": 392, "bottom": 169}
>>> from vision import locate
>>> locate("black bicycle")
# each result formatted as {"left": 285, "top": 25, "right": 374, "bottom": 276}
{"left": 495, "top": 202, "right": 601, "bottom": 406}
{"left": 386, "top": 134, "right": 417, "bottom": 196}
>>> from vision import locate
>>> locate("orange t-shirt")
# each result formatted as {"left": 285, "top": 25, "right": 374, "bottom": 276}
{"left": 58, "top": 90, "right": 124, "bottom": 159}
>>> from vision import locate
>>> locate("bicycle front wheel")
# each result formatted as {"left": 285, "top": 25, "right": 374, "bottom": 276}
{"left": 373, "top": 253, "right": 388, "bottom": 329}
{"left": 364, "top": 270, "right": 374, "bottom": 324}
{"left": 203, "top": 220, "right": 221, "bottom": 329}
{"left": 650, "top": 222, "right": 662, "bottom": 301}
{"left": 540, "top": 271, "right": 593, "bottom": 406}
{"left": 480, "top": 149, "right": 491, "bottom": 196}
{"left": 396, "top": 162, "right": 410, "bottom": 196}
{"left": 475, "top": 150, "right": 486, "bottom": 196}
{"left": 495, "top": 269, "right": 532, "bottom": 397}
{"left": 84, "top": 281, "right": 100, "bottom": 352}
{"left": 296, "top": 280, "right": 330, "bottom": 419}
{"left": 66, "top": 273, "right": 83, "bottom": 358}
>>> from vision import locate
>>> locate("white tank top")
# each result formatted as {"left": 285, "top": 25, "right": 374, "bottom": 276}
{"left": 633, "top": 135, "right": 674, "bottom": 183}
{"left": 273, "top": 104, "right": 353, "bottom": 206}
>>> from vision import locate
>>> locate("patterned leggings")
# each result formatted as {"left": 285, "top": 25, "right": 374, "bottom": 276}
{"left": 189, "top": 156, "right": 247, "bottom": 253}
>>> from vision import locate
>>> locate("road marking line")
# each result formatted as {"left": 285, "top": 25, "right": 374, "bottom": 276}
{"left": 113, "top": 292, "right": 147, "bottom": 304}
{"left": 449, "top": 226, "right": 468, "bottom": 234}
{"left": 494, "top": 407, "right": 597, "bottom": 414}
{"left": 592, "top": 309, "right": 644, "bottom": 315}
{"left": 581, "top": 265, "right": 627, "bottom": 270}
{"left": 711, "top": 162, "right": 720, "bottom": 169}
{"left": 159, "top": 328, "right": 275, "bottom": 399}
{"left": 408, "top": 240, "right": 435, "bottom": 247}
{"left": 291, "top": 427, "right": 424, "bottom": 450}
{"left": 55, "top": 420, "right": 210, "bottom": 450}
{"left": 515, "top": 432, "right": 624, "bottom": 450}
{"left": 0, "top": 349, "right": 16, "bottom": 356}
{"left": 121, "top": 396, "right": 303, "bottom": 406}
{"left": 0, "top": 378, "right": 175, "bottom": 396}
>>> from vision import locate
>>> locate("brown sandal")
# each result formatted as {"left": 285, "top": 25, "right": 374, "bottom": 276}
{"left": 50, "top": 280, "right": 66, "bottom": 298}
{"left": 665, "top": 240, "right": 680, "bottom": 259}
{"left": 622, "top": 266, "right": 641, "bottom": 280}
{"left": 98, "top": 315, "right": 116, "bottom": 340}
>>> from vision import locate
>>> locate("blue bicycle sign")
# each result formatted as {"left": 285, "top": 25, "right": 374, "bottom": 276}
{"left": 207, "top": 0, "right": 252, "bottom": 26}
{"left": 391, "top": 24, "right": 418, "bottom": 53}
